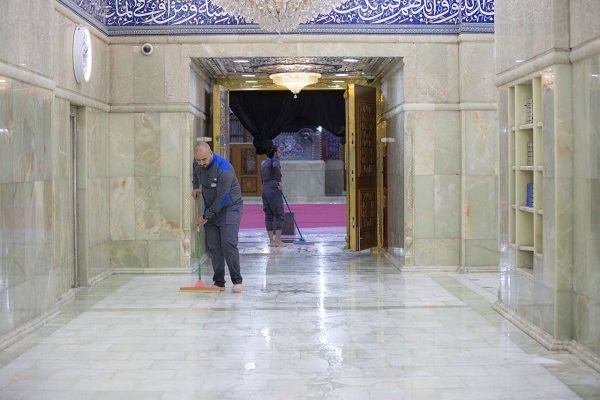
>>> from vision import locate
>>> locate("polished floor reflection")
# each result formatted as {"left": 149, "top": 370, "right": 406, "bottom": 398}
{"left": 0, "top": 233, "right": 599, "bottom": 400}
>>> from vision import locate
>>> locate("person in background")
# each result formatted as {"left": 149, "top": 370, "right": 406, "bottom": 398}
{"left": 192, "top": 142, "right": 244, "bottom": 293}
{"left": 260, "top": 145, "right": 287, "bottom": 247}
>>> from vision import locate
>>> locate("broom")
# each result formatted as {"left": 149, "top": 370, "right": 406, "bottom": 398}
{"left": 180, "top": 226, "right": 222, "bottom": 292}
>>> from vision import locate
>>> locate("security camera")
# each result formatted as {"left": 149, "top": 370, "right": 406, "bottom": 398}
{"left": 141, "top": 43, "right": 153, "bottom": 56}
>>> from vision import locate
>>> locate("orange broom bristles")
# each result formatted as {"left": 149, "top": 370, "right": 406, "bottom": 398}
{"left": 179, "top": 279, "right": 222, "bottom": 292}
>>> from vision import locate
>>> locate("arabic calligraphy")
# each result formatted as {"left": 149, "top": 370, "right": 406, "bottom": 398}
{"left": 70, "top": 0, "right": 107, "bottom": 23}
{"left": 103, "top": 0, "right": 494, "bottom": 27}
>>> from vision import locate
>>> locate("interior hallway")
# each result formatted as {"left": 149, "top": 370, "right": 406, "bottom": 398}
{"left": 0, "top": 234, "right": 598, "bottom": 399}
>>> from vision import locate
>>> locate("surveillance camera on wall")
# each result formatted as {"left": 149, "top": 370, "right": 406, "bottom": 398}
{"left": 141, "top": 43, "right": 153, "bottom": 55}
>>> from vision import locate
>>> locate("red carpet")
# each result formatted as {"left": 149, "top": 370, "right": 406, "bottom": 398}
{"left": 240, "top": 203, "right": 346, "bottom": 229}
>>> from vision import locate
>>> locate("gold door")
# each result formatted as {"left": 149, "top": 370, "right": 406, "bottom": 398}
{"left": 212, "top": 84, "right": 229, "bottom": 157}
{"left": 346, "top": 84, "right": 378, "bottom": 251}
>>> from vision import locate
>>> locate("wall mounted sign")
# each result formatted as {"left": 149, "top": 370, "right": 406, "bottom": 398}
{"left": 73, "top": 26, "right": 93, "bottom": 83}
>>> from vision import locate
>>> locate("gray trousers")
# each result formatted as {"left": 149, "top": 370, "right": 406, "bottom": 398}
{"left": 204, "top": 209, "right": 243, "bottom": 286}
{"left": 262, "top": 186, "right": 285, "bottom": 231}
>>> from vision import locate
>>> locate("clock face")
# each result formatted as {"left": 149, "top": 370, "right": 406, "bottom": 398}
{"left": 73, "top": 26, "right": 92, "bottom": 83}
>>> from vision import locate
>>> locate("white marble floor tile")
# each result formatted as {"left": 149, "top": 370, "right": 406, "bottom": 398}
{"left": 0, "top": 246, "right": 599, "bottom": 400}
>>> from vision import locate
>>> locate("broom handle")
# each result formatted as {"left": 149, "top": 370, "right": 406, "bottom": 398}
{"left": 196, "top": 200, "right": 202, "bottom": 280}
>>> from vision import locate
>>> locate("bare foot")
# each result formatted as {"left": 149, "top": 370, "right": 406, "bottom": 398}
{"left": 269, "top": 242, "right": 276, "bottom": 247}
{"left": 275, "top": 241, "right": 287, "bottom": 247}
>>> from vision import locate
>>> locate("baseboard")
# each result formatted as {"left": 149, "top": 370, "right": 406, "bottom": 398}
{"left": 0, "top": 308, "right": 62, "bottom": 352}
{"left": 492, "top": 300, "right": 570, "bottom": 351}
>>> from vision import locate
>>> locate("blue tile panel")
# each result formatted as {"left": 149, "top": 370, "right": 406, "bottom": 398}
{"left": 61, "top": 0, "right": 494, "bottom": 35}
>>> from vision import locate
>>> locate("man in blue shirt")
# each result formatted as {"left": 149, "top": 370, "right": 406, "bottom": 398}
{"left": 192, "top": 142, "right": 243, "bottom": 293}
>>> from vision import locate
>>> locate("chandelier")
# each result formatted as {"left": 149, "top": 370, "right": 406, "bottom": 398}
{"left": 270, "top": 72, "right": 322, "bottom": 97}
{"left": 211, "top": 0, "right": 344, "bottom": 33}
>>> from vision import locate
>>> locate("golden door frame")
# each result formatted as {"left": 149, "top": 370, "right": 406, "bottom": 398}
{"left": 212, "top": 83, "right": 386, "bottom": 252}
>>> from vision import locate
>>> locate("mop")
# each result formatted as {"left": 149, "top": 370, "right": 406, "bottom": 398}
{"left": 179, "top": 226, "right": 222, "bottom": 292}
{"left": 281, "top": 192, "right": 314, "bottom": 245}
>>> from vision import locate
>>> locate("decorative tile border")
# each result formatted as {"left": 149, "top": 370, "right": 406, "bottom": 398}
{"left": 60, "top": 0, "right": 494, "bottom": 36}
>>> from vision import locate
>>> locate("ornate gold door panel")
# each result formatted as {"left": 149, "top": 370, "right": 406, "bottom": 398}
{"left": 230, "top": 143, "right": 266, "bottom": 197}
{"left": 346, "top": 84, "right": 378, "bottom": 251}
{"left": 212, "top": 84, "right": 229, "bottom": 157}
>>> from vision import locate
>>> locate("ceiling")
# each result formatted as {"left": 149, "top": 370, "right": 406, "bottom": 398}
{"left": 193, "top": 57, "right": 401, "bottom": 89}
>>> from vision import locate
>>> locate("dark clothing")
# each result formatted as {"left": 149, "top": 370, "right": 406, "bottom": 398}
{"left": 260, "top": 158, "right": 285, "bottom": 231}
{"left": 193, "top": 154, "right": 243, "bottom": 286}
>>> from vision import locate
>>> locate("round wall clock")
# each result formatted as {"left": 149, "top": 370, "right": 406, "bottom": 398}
{"left": 73, "top": 26, "right": 92, "bottom": 83}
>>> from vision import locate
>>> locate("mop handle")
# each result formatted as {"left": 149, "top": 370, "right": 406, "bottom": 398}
{"left": 281, "top": 191, "right": 304, "bottom": 239}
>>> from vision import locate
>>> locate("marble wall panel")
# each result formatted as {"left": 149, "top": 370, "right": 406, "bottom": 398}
{"left": 383, "top": 109, "right": 404, "bottom": 250}
{"left": 495, "top": 0, "right": 560, "bottom": 75}
{"left": 459, "top": 41, "right": 496, "bottom": 103}
{"left": 381, "top": 65, "right": 404, "bottom": 109}
{"left": 135, "top": 177, "right": 161, "bottom": 240}
{"left": 190, "top": 69, "right": 209, "bottom": 113}
{"left": 87, "top": 109, "right": 110, "bottom": 179}
{"left": 135, "top": 113, "right": 161, "bottom": 177}
{"left": 88, "top": 178, "right": 110, "bottom": 245}
{"left": 148, "top": 240, "right": 181, "bottom": 269}
{"left": 498, "top": 88, "right": 510, "bottom": 246}
{"left": 0, "top": 79, "right": 14, "bottom": 183}
{"left": 280, "top": 161, "right": 325, "bottom": 198}
{"left": 160, "top": 114, "right": 184, "bottom": 179}
{"left": 12, "top": 81, "right": 35, "bottom": 183}
{"left": 571, "top": 55, "right": 600, "bottom": 354}
{"left": 52, "top": 99, "right": 71, "bottom": 181}
{"left": 110, "top": 177, "right": 135, "bottom": 240}
{"left": 89, "top": 241, "right": 110, "bottom": 279}
{"left": 110, "top": 240, "right": 148, "bottom": 269}
{"left": 569, "top": 0, "right": 600, "bottom": 49}
{"left": 413, "top": 175, "right": 434, "bottom": 238}
{"left": 435, "top": 175, "right": 460, "bottom": 238}
{"left": 109, "top": 113, "right": 135, "bottom": 177}
{"left": 3, "top": 0, "right": 53, "bottom": 78}
{"left": 465, "top": 110, "right": 497, "bottom": 176}
{"left": 465, "top": 175, "right": 497, "bottom": 239}
{"left": 53, "top": 176, "right": 74, "bottom": 289}
{"left": 160, "top": 177, "right": 181, "bottom": 240}
{"left": 110, "top": 46, "right": 135, "bottom": 104}
{"left": 410, "top": 44, "right": 459, "bottom": 103}
{"left": 414, "top": 238, "right": 460, "bottom": 266}
{"left": 133, "top": 45, "right": 166, "bottom": 104}
{"left": 434, "top": 112, "right": 460, "bottom": 176}
{"left": 412, "top": 112, "right": 435, "bottom": 176}
{"left": 165, "top": 46, "right": 190, "bottom": 103}
{"left": 465, "top": 239, "right": 499, "bottom": 267}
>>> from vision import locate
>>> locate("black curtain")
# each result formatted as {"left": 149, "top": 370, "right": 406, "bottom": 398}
{"left": 229, "top": 90, "right": 345, "bottom": 154}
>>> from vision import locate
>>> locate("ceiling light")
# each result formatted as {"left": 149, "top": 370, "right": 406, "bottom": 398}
{"left": 234, "top": 59, "right": 250, "bottom": 63}
{"left": 270, "top": 72, "right": 321, "bottom": 98}
{"left": 343, "top": 58, "right": 359, "bottom": 63}
{"left": 211, "top": 0, "right": 345, "bottom": 33}
{"left": 332, "top": 80, "right": 345, "bottom": 83}
{"left": 245, "top": 80, "right": 258, "bottom": 83}
{"left": 242, "top": 74, "right": 256, "bottom": 77}
{"left": 335, "top": 73, "right": 348, "bottom": 77}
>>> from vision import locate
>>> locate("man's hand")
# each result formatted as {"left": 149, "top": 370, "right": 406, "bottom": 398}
{"left": 195, "top": 217, "right": 208, "bottom": 228}
{"left": 192, "top": 189, "right": 200, "bottom": 199}
{"left": 277, "top": 182, "right": 283, "bottom": 191}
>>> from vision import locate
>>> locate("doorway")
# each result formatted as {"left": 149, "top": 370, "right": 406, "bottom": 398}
{"left": 212, "top": 86, "right": 382, "bottom": 250}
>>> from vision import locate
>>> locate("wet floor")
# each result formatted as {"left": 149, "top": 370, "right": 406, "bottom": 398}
{"left": 0, "top": 229, "right": 599, "bottom": 399}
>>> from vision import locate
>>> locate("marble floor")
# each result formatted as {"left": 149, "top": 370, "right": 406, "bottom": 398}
{"left": 0, "top": 230, "right": 599, "bottom": 400}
